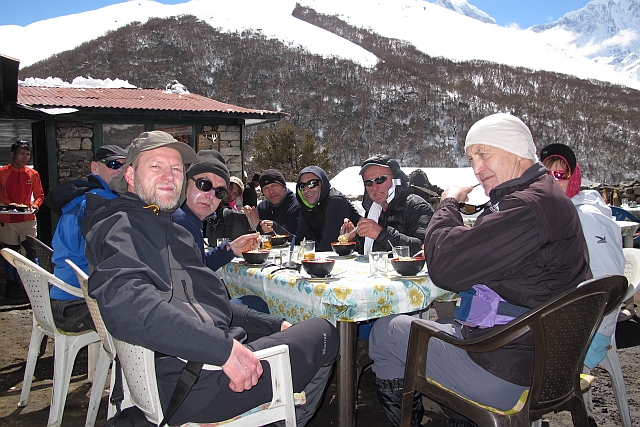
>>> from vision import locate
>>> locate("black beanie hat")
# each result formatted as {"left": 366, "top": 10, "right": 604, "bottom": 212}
{"left": 259, "top": 169, "right": 286, "bottom": 188}
{"left": 539, "top": 143, "right": 577, "bottom": 173}
{"left": 186, "top": 149, "right": 230, "bottom": 187}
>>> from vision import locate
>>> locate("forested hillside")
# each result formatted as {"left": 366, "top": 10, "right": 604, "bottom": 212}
{"left": 20, "top": 6, "right": 640, "bottom": 183}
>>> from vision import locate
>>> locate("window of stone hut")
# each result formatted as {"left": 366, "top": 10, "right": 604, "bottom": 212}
{"left": 154, "top": 125, "right": 194, "bottom": 146}
{"left": 103, "top": 124, "right": 145, "bottom": 148}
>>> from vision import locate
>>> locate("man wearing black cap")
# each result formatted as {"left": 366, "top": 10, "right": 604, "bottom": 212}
{"left": 341, "top": 154, "right": 434, "bottom": 256}
{"left": 83, "top": 131, "right": 339, "bottom": 426}
{"left": 45, "top": 145, "right": 126, "bottom": 331}
{"left": 243, "top": 169, "right": 300, "bottom": 236}
{"left": 242, "top": 172, "right": 260, "bottom": 207}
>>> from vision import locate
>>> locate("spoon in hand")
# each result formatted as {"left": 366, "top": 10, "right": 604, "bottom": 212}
{"left": 337, "top": 225, "right": 358, "bottom": 243}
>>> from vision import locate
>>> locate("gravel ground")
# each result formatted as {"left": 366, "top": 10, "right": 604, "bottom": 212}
{"left": 0, "top": 284, "right": 638, "bottom": 427}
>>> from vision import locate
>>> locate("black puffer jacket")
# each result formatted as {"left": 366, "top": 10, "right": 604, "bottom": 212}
{"left": 296, "top": 166, "right": 361, "bottom": 252}
{"left": 424, "top": 164, "right": 591, "bottom": 386}
{"left": 357, "top": 166, "right": 434, "bottom": 256}
{"left": 83, "top": 192, "right": 283, "bottom": 423}
{"left": 257, "top": 189, "right": 300, "bottom": 236}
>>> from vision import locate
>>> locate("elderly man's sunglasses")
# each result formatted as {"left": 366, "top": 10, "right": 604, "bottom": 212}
{"left": 458, "top": 201, "right": 491, "bottom": 215}
{"left": 547, "top": 169, "right": 570, "bottom": 181}
{"left": 298, "top": 179, "right": 321, "bottom": 191}
{"left": 100, "top": 159, "right": 124, "bottom": 170}
{"left": 363, "top": 174, "right": 392, "bottom": 187}
{"left": 191, "top": 178, "right": 228, "bottom": 199}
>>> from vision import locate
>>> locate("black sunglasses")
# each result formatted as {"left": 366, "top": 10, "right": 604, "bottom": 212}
{"left": 191, "top": 178, "right": 228, "bottom": 199}
{"left": 363, "top": 174, "right": 392, "bottom": 187}
{"left": 100, "top": 159, "right": 124, "bottom": 170}
{"left": 298, "top": 179, "right": 321, "bottom": 191}
{"left": 458, "top": 201, "right": 491, "bottom": 215}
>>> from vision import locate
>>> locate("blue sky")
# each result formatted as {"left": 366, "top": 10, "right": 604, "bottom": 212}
{"left": 1, "top": 0, "right": 592, "bottom": 28}
{"left": 468, "top": 0, "right": 591, "bottom": 28}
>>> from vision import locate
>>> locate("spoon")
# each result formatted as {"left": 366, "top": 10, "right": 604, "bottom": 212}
{"left": 337, "top": 225, "right": 358, "bottom": 243}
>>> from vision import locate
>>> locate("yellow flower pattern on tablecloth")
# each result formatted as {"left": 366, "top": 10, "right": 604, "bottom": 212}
{"left": 218, "top": 257, "right": 456, "bottom": 324}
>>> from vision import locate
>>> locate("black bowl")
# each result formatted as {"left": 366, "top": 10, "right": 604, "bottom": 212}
{"left": 301, "top": 259, "right": 336, "bottom": 278}
{"left": 271, "top": 234, "right": 290, "bottom": 246}
{"left": 331, "top": 241, "right": 356, "bottom": 256}
{"left": 242, "top": 250, "right": 270, "bottom": 265}
{"left": 389, "top": 257, "right": 425, "bottom": 276}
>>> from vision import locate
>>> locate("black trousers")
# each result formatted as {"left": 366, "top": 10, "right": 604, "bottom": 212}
{"left": 166, "top": 317, "right": 339, "bottom": 425}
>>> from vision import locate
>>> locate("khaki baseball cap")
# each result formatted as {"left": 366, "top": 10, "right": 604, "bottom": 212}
{"left": 109, "top": 131, "right": 198, "bottom": 194}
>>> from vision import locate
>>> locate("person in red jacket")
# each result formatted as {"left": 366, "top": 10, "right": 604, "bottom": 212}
{"left": 0, "top": 140, "right": 44, "bottom": 298}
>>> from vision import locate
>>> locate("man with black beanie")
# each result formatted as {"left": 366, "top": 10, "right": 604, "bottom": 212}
{"left": 173, "top": 149, "right": 259, "bottom": 270}
{"left": 242, "top": 169, "right": 300, "bottom": 237}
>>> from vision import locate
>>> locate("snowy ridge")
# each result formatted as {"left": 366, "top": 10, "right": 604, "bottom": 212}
{"left": 0, "top": 0, "right": 639, "bottom": 90}
{"left": 531, "top": 0, "right": 640, "bottom": 82}
{"left": 434, "top": 0, "right": 496, "bottom": 25}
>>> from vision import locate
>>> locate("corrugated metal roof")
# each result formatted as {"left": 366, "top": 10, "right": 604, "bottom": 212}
{"left": 17, "top": 86, "right": 278, "bottom": 116}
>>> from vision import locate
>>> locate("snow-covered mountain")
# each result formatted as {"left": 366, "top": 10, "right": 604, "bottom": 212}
{"left": 531, "top": 0, "right": 640, "bottom": 82}
{"left": 434, "top": 0, "right": 496, "bottom": 25}
{"left": 0, "top": 0, "right": 639, "bottom": 90}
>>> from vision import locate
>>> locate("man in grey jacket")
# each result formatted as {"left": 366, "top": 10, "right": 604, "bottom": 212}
{"left": 83, "top": 131, "right": 338, "bottom": 426}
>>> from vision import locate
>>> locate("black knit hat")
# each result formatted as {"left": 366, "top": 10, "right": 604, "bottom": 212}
{"left": 186, "top": 150, "right": 230, "bottom": 187}
{"left": 93, "top": 145, "right": 127, "bottom": 162}
{"left": 259, "top": 169, "right": 286, "bottom": 188}
{"left": 539, "top": 143, "right": 577, "bottom": 173}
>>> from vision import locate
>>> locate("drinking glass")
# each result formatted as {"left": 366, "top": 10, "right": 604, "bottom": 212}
{"left": 369, "top": 251, "right": 388, "bottom": 277}
{"left": 392, "top": 246, "right": 410, "bottom": 259}
{"left": 261, "top": 235, "right": 272, "bottom": 250}
{"left": 301, "top": 240, "right": 316, "bottom": 260}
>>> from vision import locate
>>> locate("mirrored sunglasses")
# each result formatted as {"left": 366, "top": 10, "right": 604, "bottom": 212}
{"left": 100, "top": 159, "right": 124, "bottom": 170}
{"left": 298, "top": 179, "right": 321, "bottom": 191}
{"left": 191, "top": 178, "right": 228, "bottom": 199}
{"left": 547, "top": 169, "right": 570, "bottom": 181}
{"left": 363, "top": 174, "right": 392, "bottom": 187}
{"left": 458, "top": 201, "right": 491, "bottom": 215}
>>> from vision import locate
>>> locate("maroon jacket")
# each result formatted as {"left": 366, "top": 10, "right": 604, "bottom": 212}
{"left": 424, "top": 163, "right": 591, "bottom": 386}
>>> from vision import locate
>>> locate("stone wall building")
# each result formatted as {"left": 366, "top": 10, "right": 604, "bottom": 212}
{"left": 0, "top": 54, "right": 284, "bottom": 241}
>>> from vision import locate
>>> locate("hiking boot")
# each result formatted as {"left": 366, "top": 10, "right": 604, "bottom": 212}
{"left": 374, "top": 376, "right": 424, "bottom": 427}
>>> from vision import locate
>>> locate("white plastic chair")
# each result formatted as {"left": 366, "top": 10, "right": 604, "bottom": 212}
{"left": 113, "top": 338, "right": 297, "bottom": 426}
{"left": 0, "top": 248, "right": 106, "bottom": 427}
{"left": 66, "top": 259, "right": 120, "bottom": 422}
{"left": 595, "top": 248, "right": 640, "bottom": 427}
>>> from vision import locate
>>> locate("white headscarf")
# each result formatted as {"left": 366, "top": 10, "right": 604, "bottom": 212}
{"left": 464, "top": 113, "right": 538, "bottom": 162}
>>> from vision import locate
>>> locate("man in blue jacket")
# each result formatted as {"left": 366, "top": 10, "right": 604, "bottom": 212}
{"left": 47, "top": 145, "right": 126, "bottom": 331}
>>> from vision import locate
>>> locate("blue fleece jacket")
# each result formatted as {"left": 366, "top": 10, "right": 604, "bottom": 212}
{"left": 51, "top": 175, "right": 119, "bottom": 300}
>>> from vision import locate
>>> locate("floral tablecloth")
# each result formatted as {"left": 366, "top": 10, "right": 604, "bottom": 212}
{"left": 217, "top": 254, "right": 457, "bottom": 324}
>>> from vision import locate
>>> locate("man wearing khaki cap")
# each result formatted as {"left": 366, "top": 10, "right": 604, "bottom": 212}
{"left": 83, "top": 131, "right": 338, "bottom": 426}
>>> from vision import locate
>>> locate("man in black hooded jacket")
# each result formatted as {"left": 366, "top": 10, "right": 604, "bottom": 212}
{"left": 295, "top": 165, "right": 361, "bottom": 252}
{"left": 341, "top": 154, "right": 434, "bottom": 256}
